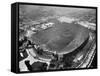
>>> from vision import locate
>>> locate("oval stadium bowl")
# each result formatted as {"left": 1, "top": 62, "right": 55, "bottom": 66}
{"left": 31, "top": 19, "right": 89, "bottom": 55}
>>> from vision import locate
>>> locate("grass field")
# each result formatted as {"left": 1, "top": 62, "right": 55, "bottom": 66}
{"left": 31, "top": 18, "right": 89, "bottom": 53}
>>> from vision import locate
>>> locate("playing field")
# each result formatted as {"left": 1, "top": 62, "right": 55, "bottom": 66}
{"left": 31, "top": 19, "right": 89, "bottom": 53}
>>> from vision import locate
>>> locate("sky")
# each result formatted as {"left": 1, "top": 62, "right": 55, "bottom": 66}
{"left": 19, "top": 4, "right": 96, "bottom": 20}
